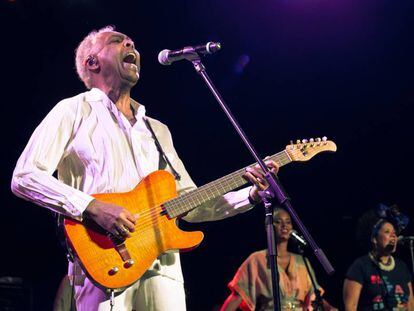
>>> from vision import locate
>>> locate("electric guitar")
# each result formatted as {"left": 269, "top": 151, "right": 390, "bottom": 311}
{"left": 64, "top": 138, "right": 337, "bottom": 289}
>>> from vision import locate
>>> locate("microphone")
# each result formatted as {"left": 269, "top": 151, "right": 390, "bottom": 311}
{"left": 398, "top": 236, "right": 414, "bottom": 245}
{"left": 290, "top": 230, "right": 307, "bottom": 246}
{"left": 158, "top": 42, "right": 221, "bottom": 65}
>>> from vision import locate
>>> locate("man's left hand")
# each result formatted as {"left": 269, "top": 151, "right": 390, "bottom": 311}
{"left": 243, "top": 160, "right": 279, "bottom": 204}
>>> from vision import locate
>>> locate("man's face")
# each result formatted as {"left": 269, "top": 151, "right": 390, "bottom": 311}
{"left": 92, "top": 31, "right": 141, "bottom": 87}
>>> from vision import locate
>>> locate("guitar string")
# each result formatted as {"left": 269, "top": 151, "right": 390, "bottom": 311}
{"left": 111, "top": 146, "right": 325, "bottom": 232}
{"left": 119, "top": 147, "right": 316, "bottom": 232}
{"left": 121, "top": 151, "right": 290, "bottom": 229}
{"left": 86, "top": 146, "right": 327, "bottom": 234}
{"left": 80, "top": 146, "right": 330, "bottom": 251}
{"left": 79, "top": 149, "right": 328, "bottom": 241}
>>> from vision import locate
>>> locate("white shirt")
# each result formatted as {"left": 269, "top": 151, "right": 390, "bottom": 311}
{"left": 11, "top": 88, "right": 252, "bottom": 282}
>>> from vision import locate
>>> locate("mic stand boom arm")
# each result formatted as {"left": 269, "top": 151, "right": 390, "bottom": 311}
{"left": 187, "top": 53, "right": 335, "bottom": 311}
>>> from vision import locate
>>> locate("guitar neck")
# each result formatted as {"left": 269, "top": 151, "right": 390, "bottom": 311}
{"left": 164, "top": 150, "right": 292, "bottom": 218}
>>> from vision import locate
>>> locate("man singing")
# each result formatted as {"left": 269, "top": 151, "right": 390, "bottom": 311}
{"left": 11, "top": 26, "right": 277, "bottom": 310}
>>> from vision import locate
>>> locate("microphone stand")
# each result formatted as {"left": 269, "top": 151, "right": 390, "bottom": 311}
{"left": 183, "top": 51, "right": 335, "bottom": 310}
{"left": 296, "top": 244, "right": 324, "bottom": 310}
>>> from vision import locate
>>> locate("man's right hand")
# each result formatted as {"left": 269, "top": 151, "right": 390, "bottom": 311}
{"left": 84, "top": 199, "right": 138, "bottom": 238}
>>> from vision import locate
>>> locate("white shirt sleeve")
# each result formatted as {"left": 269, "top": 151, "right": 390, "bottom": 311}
{"left": 182, "top": 186, "right": 254, "bottom": 222}
{"left": 11, "top": 99, "right": 94, "bottom": 220}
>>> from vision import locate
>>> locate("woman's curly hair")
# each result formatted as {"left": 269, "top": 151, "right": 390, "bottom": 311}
{"left": 356, "top": 203, "right": 408, "bottom": 252}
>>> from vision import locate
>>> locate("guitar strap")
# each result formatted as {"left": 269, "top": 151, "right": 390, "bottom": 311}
{"left": 143, "top": 117, "right": 181, "bottom": 181}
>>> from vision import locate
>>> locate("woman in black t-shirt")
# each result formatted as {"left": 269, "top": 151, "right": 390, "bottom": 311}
{"left": 343, "top": 205, "right": 414, "bottom": 310}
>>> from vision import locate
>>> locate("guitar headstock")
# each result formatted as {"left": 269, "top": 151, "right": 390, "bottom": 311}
{"left": 285, "top": 137, "right": 337, "bottom": 162}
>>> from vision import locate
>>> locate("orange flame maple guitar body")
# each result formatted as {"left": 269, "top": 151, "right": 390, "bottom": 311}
{"left": 64, "top": 170, "right": 203, "bottom": 289}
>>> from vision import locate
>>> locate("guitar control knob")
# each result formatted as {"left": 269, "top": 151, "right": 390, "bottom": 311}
{"left": 108, "top": 267, "right": 119, "bottom": 276}
{"left": 124, "top": 259, "right": 135, "bottom": 268}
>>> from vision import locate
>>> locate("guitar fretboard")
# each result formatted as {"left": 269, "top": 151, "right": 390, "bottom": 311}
{"left": 164, "top": 150, "right": 292, "bottom": 218}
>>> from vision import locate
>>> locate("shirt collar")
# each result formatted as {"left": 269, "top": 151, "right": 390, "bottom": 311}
{"left": 85, "top": 88, "right": 146, "bottom": 118}
{"left": 131, "top": 98, "right": 146, "bottom": 119}
{"left": 85, "top": 87, "right": 108, "bottom": 102}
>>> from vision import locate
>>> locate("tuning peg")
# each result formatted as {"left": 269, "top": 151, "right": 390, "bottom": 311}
{"left": 296, "top": 139, "right": 301, "bottom": 146}
{"left": 322, "top": 136, "right": 327, "bottom": 144}
{"left": 302, "top": 139, "right": 308, "bottom": 144}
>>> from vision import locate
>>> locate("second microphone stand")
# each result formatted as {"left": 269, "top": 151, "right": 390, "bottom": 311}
{"left": 295, "top": 242, "right": 324, "bottom": 310}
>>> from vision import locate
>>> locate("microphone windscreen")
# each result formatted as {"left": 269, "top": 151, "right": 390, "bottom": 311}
{"left": 158, "top": 49, "right": 171, "bottom": 65}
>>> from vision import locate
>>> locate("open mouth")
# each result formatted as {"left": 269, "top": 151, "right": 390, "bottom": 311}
{"left": 123, "top": 52, "right": 137, "bottom": 65}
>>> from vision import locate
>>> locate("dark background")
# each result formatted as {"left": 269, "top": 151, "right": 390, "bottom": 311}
{"left": 1, "top": 0, "right": 413, "bottom": 309}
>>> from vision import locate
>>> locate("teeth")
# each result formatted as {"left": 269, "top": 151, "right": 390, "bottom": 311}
{"left": 124, "top": 53, "right": 136, "bottom": 64}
